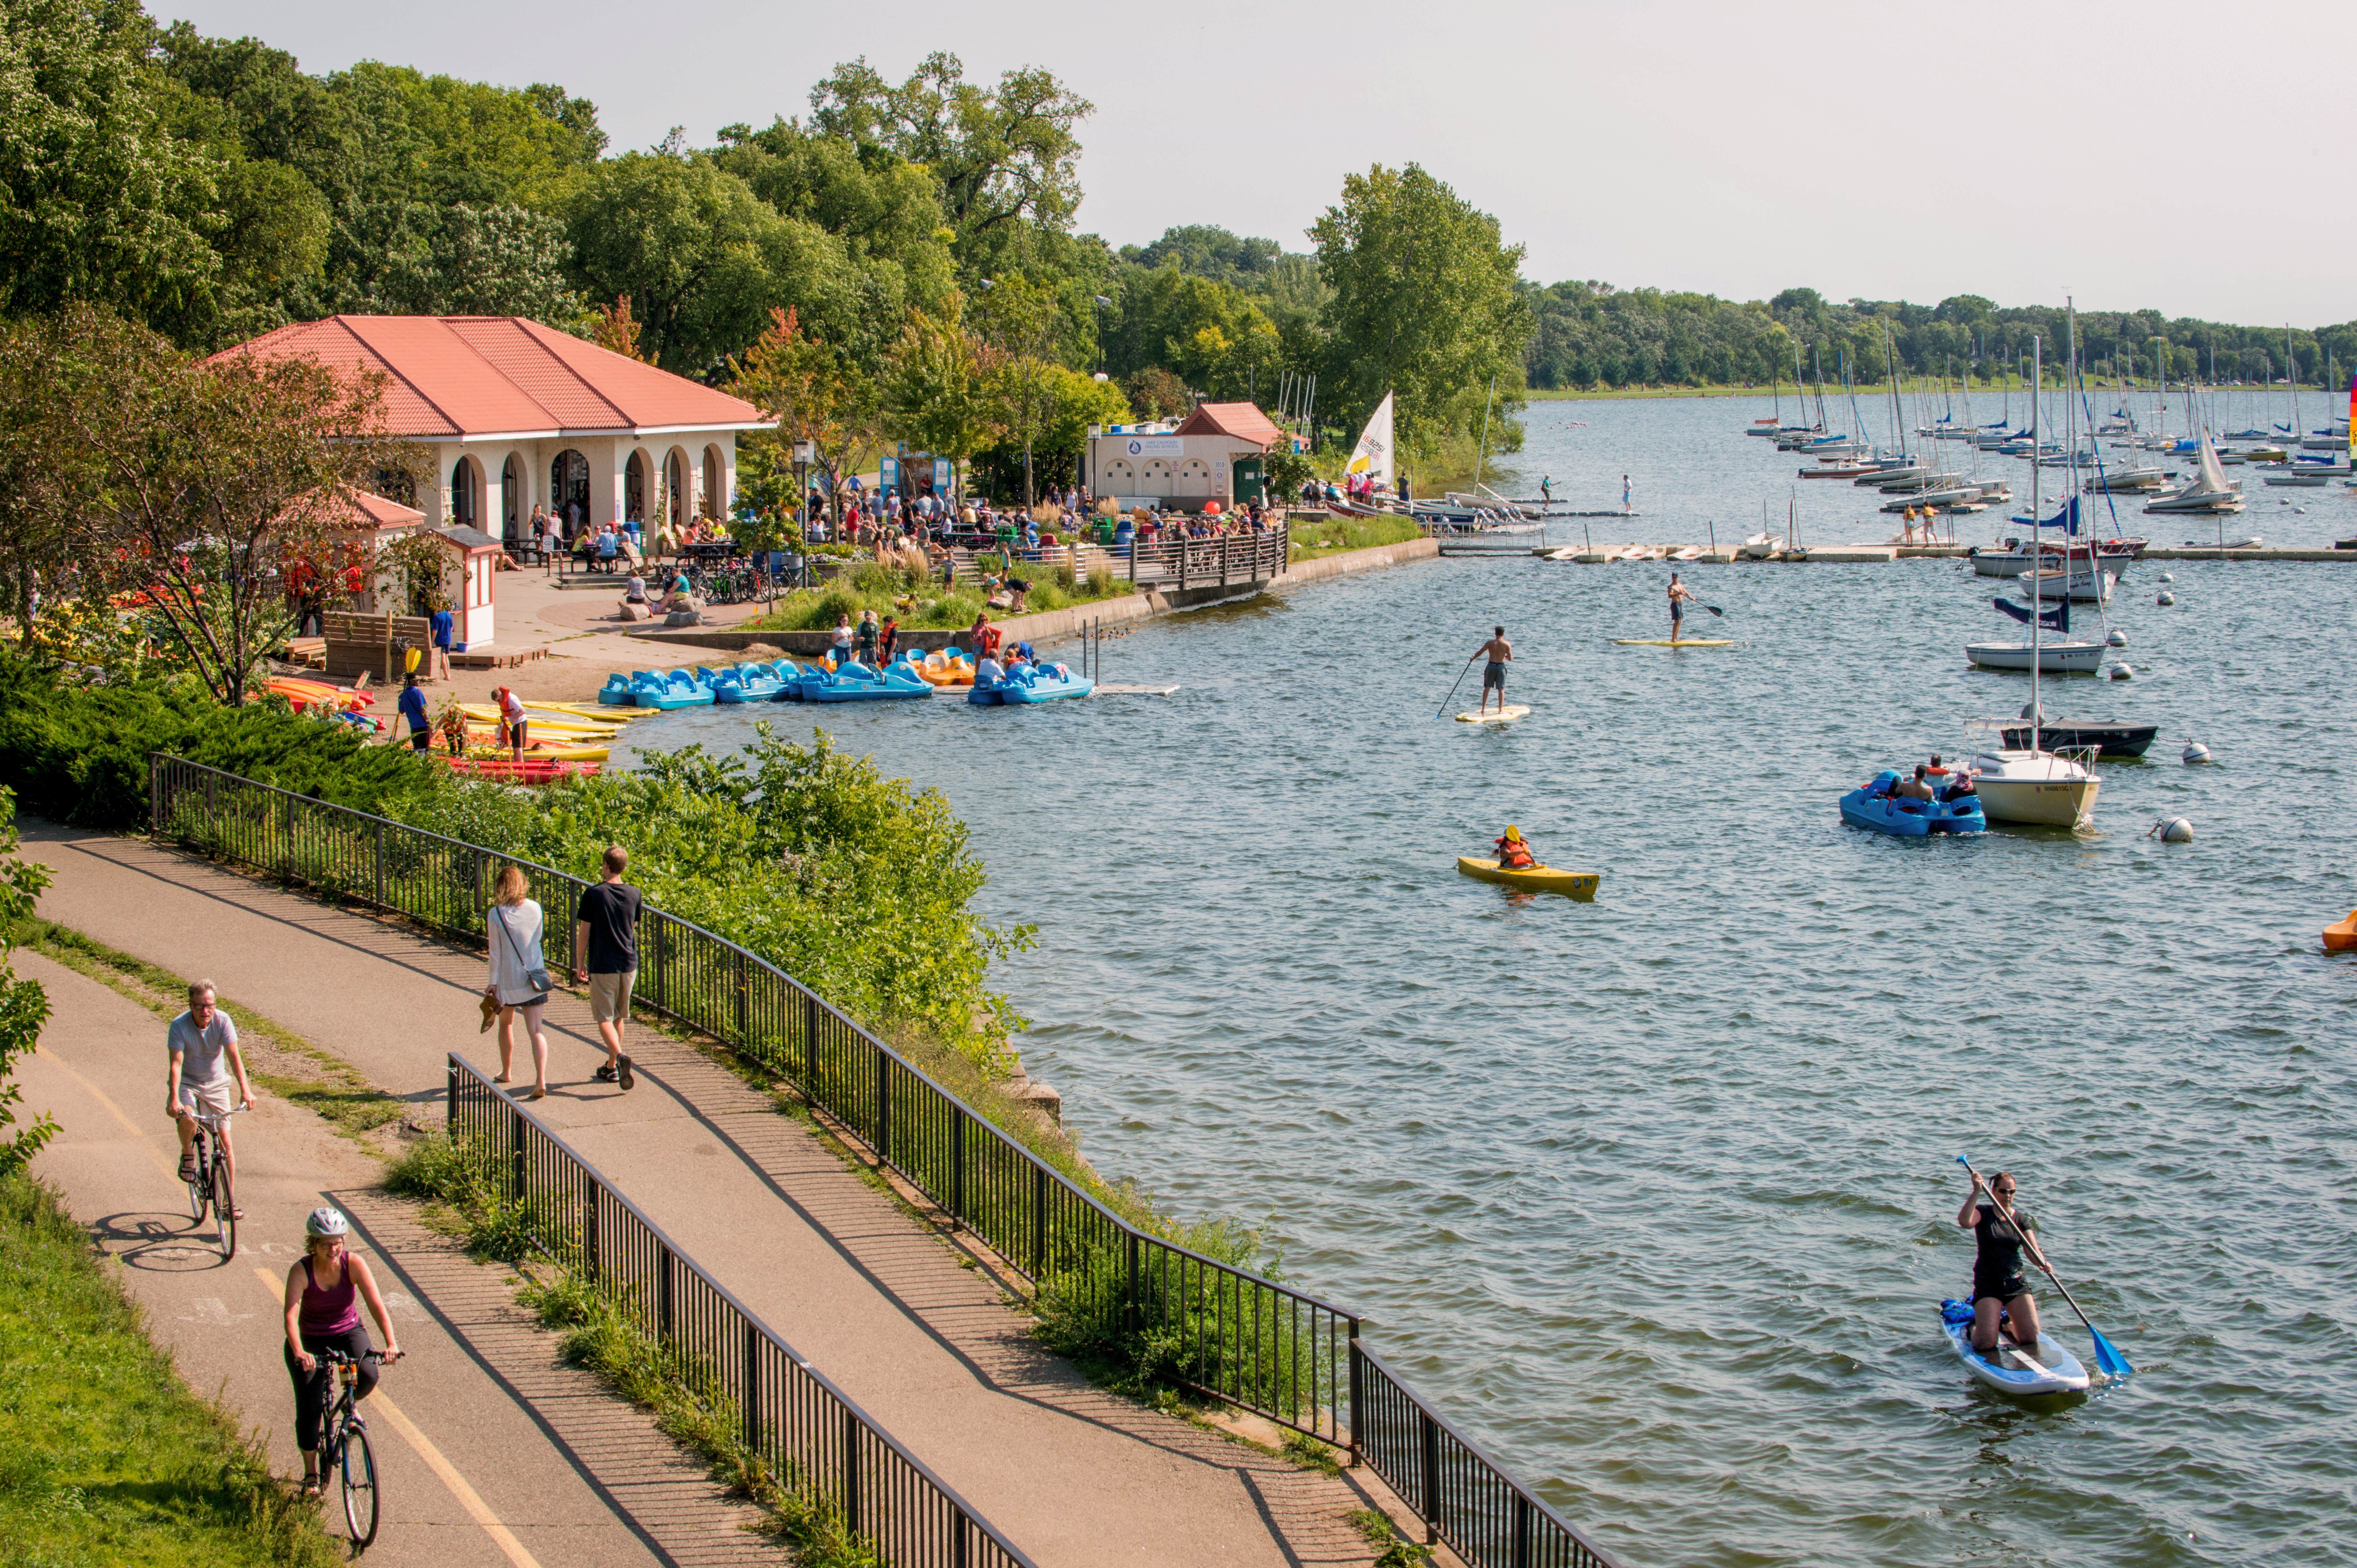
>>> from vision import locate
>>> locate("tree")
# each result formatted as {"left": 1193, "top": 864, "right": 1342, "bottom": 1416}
{"left": 366, "top": 202, "right": 585, "bottom": 325}
{"left": 38, "top": 307, "right": 417, "bottom": 705}
{"left": 1121, "top": 367, "right": 1192, "bottom": 423}
{"left": 726, "top": 307, "right": 876, "bottom": 532}
{"left": 0, "top": 787, "right": 55, "bottom": 1178}
{"left": 1312, "top": 163, "right": 1530, "bottom": 452}
{"left": 805, "top": 53, "right": 1090, "bottom": 278}
{"left": 969, "top": 275, "right": 1067, "bottom": 505}
{"left": 888, "top": 303, "right": 1004, "bottom": 500}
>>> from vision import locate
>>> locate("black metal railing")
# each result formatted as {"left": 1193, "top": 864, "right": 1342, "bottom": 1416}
{"left": 148, "top": 753, "right": 1628, "bottom": 1568}
{"left": 444, "top": 1053, "right": 1032, "bottom": 1568}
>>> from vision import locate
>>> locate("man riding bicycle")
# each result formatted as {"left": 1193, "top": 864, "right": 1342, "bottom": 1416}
{"left": 168, "top": 981, "right": 252, "bottom": 1213}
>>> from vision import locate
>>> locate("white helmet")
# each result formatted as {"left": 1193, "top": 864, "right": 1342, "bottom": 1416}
{"left": 306, "top": 1206, "right": 350, "bottom": 1239}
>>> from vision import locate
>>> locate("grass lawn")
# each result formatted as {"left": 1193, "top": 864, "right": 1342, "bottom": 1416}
{"left": 0, "top": 1174, "right": 338, "bottom": 1567}
{"left": 739, "top": 557, "right": 1139, "bottom": 637}
{"left": 1286, "top": 511, "right": 1425, "bottom": 562}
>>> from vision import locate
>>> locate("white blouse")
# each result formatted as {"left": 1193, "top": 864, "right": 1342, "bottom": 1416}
{"left": 486, "top": 900, "right": 547, "bottom": 1005}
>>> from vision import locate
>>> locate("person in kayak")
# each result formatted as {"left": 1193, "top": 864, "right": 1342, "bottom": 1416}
{"left": 1956, "top": 1169, "right": 2043, "bottom": 1354}
{"left": 1667, "top": 573, "right": 1696, "bottom": 641}
{"left": 1468, "top": 626, "right": 1513, "bottom": 715}
{"left": 1494, "top": 826, "right": 1536, "bottom": 869}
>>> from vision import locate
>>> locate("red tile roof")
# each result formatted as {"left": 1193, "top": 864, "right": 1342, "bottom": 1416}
{"left": 220, "top": 316, "right": 769, "bottom": 440}
{"left": 334, "top": 490, "right": 426, "bottom": 529}
{"left": 1173, "top": 401, "right": 1285, "bottom": 449}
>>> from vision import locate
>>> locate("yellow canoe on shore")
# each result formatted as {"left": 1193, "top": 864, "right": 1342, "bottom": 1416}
{"left": 1456, "top": 857, "right": 1600, "bottom": 899}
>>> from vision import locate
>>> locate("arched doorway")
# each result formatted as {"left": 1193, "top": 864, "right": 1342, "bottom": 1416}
{"left": 500, "top": 455, "right": 523, "bottom": 548}
{"left": 549, "top": 450, "right": 589, "bottom": 541}
{"left": 449, "top": 456, "right": 483, "bottom": 530}
{"left": 702, "top": 445, "right": 725, "bottom": 518}
{"left": 664, "top": 448, "right": 686, "bottom": 532}
{"left": 624, "top": 448, "right": 649, "bottom": 524}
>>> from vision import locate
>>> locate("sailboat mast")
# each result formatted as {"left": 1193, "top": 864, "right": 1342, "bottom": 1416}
{"left": 2029, "top": 334, "right": 2042, "bottom": 733}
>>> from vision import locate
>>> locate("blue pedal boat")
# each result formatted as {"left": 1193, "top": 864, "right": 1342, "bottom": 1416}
{"left": 1840, "top": 771, "right": 1986, "bottom": 836}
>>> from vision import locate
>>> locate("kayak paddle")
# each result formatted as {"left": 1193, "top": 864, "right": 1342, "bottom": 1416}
{"left": 1436, "top": 657, "right": 1476, "bottom": 719}
{"left": 1957, "top": 1155, "right": 2133, "bottom": 1379}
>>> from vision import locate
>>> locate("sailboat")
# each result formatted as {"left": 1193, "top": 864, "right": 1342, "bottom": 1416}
{"left": 1965, "top": 337, "right": 2112, "bottom": 679}
{"left": 2144, "top": 430, "right": 2245, "bottom": 514}
{"left": 1961, "top": 326, "right": 2104, "bottom": 829}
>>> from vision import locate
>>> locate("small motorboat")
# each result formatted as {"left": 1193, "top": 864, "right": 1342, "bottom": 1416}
{"left": 2325, "top": 911, "right": 2357, "bottom": 952}
{"left": 1839, "top": 772, "right": 1986, "bottom": 836}
{"left": 1939, "top": 1300, "right": 2091, "bottom": 1397}
{"left": 1995, "top": 721, "right": 2158, "bottom": 758}
{"left": 1455, "top": 857, "right": 1599, "bottom": 898}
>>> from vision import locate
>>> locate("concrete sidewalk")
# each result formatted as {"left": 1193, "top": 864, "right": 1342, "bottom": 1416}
{"left": 21, "top": 822, "right": 1416, "bottom": 1568}
{"left": 16, "top": 945, "right": 768, "bottom": 1566}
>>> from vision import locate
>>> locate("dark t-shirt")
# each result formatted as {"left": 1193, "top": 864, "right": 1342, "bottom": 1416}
{"left": 575, "top": 881, "right": 643, "bottom": 973}
{"left": 1973, "top": 1204, "right": 2034, "bottom": 1286}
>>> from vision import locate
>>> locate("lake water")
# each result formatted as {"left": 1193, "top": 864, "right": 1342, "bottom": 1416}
{"left": 626, "top": 399, "right": 2356, "bottom": 1568}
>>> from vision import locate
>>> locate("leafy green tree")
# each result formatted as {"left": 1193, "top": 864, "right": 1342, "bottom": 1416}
{"left": 726, "top": 306, "right": 878, "bottom": 531}
{"left": 0, "top": 786, "right": 56, "bottom": 1178}
{"left": 1120, "top": 225, "right": 1282, "bottom": 289}
{"left": 367, "top": 202, "right": 584, "bottom": 324}
{"left": 969, "top": 274, "right": 1070, "bottom": 505}
{"left": 888, "top": 303, "right": 1004, "bottom": 499}
{"left": 1311, "top": 163, "right": 1530, "bottom": 452}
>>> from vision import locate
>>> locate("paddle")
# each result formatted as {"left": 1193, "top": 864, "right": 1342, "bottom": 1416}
{"left": 1957, "top": 1156, "right": 2133, "bottom": 1379}
{"left": 1436, "top": 657, "right": 1477, "bottom": 720}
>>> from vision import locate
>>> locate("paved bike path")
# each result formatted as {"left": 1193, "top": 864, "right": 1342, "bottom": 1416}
{"left": 21, "top": 824, "right": 1415, "bottom": 1567}
{"left": 16, "top": 945, "right": 769, "bottom": 1567}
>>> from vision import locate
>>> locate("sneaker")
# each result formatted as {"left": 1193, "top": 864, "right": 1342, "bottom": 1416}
{"left": 593, "top": 1064, "right": 618, "bottom": 1084}
{"left": 618, "top": 1056, "right": 635, "bottom": 1091}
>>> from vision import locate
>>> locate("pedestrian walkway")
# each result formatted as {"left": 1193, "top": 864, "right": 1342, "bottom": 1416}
{"left": 17, "top": 944, "right": 769, "bottom": 1566}
{"left": 20, "top": 822, "right": 1422, "bottom": 1567}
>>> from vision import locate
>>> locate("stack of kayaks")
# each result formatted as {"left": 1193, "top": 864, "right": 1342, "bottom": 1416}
{"left": 969, "top": 663, "right": 1093, "bottom": 706}
{"left": 437, "top": 756, "right": 602, "bottom": 785}
{"left": 1839, "top": 772, "right": 1986, "bottom": 836}
{"left": 268, "top": 676, "right": 377, "bottom": 726}
{"left": 1454, "top": 857, "right": 1600, "bottom": 899}
{"left": 1937, "top": 1300, "right": 2090, "bottom": 1396}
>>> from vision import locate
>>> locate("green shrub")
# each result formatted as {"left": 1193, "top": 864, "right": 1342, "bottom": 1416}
{"left": 0, "top": 654, "right": 436, "bottom": 830}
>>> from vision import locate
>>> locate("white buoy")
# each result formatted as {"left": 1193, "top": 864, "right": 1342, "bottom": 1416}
{"left": 2149, "top": 817, "right": 2194, "bottom": 844}
{"left": 2183, "top": 741, "right": 2211, "bottom": 764}
{"left": 2158, "top": 572, "right": 2174, "bottom": 583}
{"left": 2107, "top": 629, "right": 2128, "bottom": 647}
{"left": 2107, "top": 662, "right": 2134, "bottom": 680}
{"left": 2158, "top": 591, "right": 2176, "bottom": 606}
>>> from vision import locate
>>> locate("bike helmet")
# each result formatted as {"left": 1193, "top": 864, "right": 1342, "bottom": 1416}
{"left": 306, "top": 1206, "right": 350, "bottom": 1239}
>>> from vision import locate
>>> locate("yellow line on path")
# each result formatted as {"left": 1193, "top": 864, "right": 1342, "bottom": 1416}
{"left": 251, "top": 1269, "right": 542, "bottom": 1568}
{"left": 36, "top": 1043, "right": 177, "bottom": 1178}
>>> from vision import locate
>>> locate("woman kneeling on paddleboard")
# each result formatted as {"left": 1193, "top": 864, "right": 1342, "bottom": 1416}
{"left": 1956, "top": 1170, "right": 2042, "bottom": 1354}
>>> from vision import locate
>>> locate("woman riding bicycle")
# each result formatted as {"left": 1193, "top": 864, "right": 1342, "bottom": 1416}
{"left": 282, "top": 1207, "right": 402, "bottom": 1497}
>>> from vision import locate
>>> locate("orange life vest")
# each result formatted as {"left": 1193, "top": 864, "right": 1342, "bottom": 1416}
{"left": 1496, "top": 837, "right": 1535, "bottom": 869}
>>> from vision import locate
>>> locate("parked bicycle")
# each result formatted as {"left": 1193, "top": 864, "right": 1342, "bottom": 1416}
{"left": 182, "top": 1106, "right": 244, "bottom": 1258}
{"left": 318, "top": 1345, "right": 398, "bottom": 1546}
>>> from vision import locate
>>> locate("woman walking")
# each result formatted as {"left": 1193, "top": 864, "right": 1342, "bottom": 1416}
{"left": 486, "top": 864, "right": 552, "bottom": 1098}
{"left": 281, "top": 1206, "right": 401, "bottom": 1498}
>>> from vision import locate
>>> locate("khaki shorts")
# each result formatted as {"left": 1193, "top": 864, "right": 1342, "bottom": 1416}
{"left": 588, "top": 970, "right": 637, "bottom": 1024}
{"left": 177, "top": 1079, "right": 235, "bottom": 1117}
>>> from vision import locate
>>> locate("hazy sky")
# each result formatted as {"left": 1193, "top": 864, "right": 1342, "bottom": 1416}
{"left": 164, "top": 0, "right": 2354, "bottom": 324}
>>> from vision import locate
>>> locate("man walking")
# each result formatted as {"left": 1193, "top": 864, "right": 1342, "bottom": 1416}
{"left": 573, "top": 846, "right": 640, "bottom": 1090}
{"left": 168, "top": 981, "right": 254, "bottom": 1204}
{"left": 396, "top": 673, "right": 431, "bottom": 751}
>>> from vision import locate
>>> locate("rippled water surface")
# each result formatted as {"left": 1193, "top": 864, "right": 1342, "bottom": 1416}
{"left": 631, "top": 399, "right": 2357, "bottom": 1567}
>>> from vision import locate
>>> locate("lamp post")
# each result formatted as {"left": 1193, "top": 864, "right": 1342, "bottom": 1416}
{"left": 791, "top": 439, "right": 814, "bottom": 590}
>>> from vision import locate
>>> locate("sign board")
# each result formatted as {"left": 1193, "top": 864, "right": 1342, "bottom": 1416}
{"left": 933, "top": 458, "right": 953, "bottom": 492}
{"left": 879, "top": 455, "right": 899, "bottom": 491}
{"left": 1123, "top": 437, "right": 1184, "bottom": 457}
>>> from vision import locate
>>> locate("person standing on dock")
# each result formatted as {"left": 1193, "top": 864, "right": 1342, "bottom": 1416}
{"left": 1667, "top": 574, "right": 1695, "bottom": 642}
{"left": 1622, "top": 474, "right": 1633, "bottom": 515}
{"left": 1468, "top": 626, "right": 1513, "bottom": 716}
{"left": 1540, "top": 476, "right": 1552, "bottom": 505}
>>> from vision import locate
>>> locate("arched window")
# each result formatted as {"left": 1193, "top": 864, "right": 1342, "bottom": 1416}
{"left": 624, "top": 448, "right": 648, "bottom": 523}
{"left": 500, "top": 455, "right": 523, "bottom": 547}
{"left": 449, "top": 456, "right": 482, "bottom": 528}
{"left": 665, "top": 448, "right": 686, "bottom": 530}
{"left": 702, "top": 445, "right": 725, "bottom": 518}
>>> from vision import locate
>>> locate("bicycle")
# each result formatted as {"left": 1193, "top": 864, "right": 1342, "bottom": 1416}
{"left": 315, "top": 1345, "right": 399, "bottom": 1546}
{"left": 182, "top": 1105, "right": 245, "bottom": 1259}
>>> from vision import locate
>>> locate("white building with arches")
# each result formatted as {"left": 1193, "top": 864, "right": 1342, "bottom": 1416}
{"left": 227, "top": 315, "right": 772, "bottom": 552}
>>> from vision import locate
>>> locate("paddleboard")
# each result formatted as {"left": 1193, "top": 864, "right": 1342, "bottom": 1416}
{"left": 1937, "top": 1301, "right": 2090, "bottom": 1396}
{"left": 1455, "top": 857, "right": 1599, "bottom": 899}
{"left": 1612, "top": 639, "right": 1735, "bottom": 647}
{"left": 1455, "top": 705, "right": 1530, "bottom": 724}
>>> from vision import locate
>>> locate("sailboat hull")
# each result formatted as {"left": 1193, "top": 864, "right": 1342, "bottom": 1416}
{"left": 1972, "top": 775, "right": 2100, "bottom": 828}
{"left": 1963, "top": 641, "right": 2107, "bottom": 673}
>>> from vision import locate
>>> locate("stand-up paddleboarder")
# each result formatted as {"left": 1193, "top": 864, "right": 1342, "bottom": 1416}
{"left": 1468, "top": 626, "right": 1513, "bottom": 715}
{"left": 1667, "top": 573, "right": 1696, "bottom": 642}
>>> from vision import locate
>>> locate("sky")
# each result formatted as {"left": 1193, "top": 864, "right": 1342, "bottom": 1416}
{"left": 162, "top": 0, "right": 2356, "bottom": 325}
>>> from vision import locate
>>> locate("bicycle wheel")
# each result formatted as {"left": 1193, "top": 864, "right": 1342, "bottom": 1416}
{"left": 339, "top": 1420, "right": 379, "bottom": 1546}
{"left": 212, "top": 1149, "right": 235, "bottom": 1258}
{"left": 184, "top": 1141, "right": 207, "bottom": 1225}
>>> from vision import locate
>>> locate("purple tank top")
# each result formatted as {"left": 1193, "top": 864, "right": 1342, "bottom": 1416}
{"left": 301, "top": 1256, "right": 360, "bottom": 1334}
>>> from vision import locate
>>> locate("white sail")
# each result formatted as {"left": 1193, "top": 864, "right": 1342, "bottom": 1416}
{"left": 1345, "top": 392, "right": 1395, "bottom": 484}
{"left": 2197, "top": 430, "right": 2231, "bottom": 494}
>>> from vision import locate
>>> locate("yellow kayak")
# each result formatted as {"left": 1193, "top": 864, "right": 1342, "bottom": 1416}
{"left": 1456, "top": 857, "right": 1600, "bottom": 899}
{"left": 460, "top": 704, "right": 629, "bottom": 735}
{"left": 464, "top": 743, "right": 609, "bottom": 762}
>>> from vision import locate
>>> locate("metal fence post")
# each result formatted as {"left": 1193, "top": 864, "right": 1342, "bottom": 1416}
{"left": 1347, "top": 1325, "right": 1363, "bottom": 1467}
{"left": 1419, "top": 1409, "right": 1441, "bottom": 1546}
{"left": 445, "top": 1062, "right": 458, "bottom": 1141}
{"left": 734, "top": 948, "right": 748, "bottom": 1044}
{"left": 802, "top": 992, "right": 819, "bottom": 1084}
{"left": 954, "top": 1512, "right": 971, "bottom": 1568}
{"left": 1031, "top": 1164, "right": 1049, "bottom": 1277}
{"left": 1125, "top": 1231, "right": 1140, "bottom": 1336}
{"left": 583, "top": 1173, "right": 599, "bottom": 1283}
{"left": 508, "top": 1105, "right": 525, "bottom": 1203}
{"left": 950, "top": 1111, "right": 966, "bottom": 1231}
{"left": 147, "top": 754, "right": 161, "bottom": 839}
{"left": 1513, "top": 1492, "right": 1532, "bottom": 1568}
{"left": 842, "top": 1408, "right": 862, "bottom": 1535}
{"left": 742, "top": 1320, "right": 761, "bottom": 1453}
{"left": 660, "top": 1246, "right": 675, "bottom": 1345}
{"left": 373, "top": 820, "right": 386, "bottom": 910}
{"left": 874, "top": 1046, "right": 890, "bottom": 1163}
